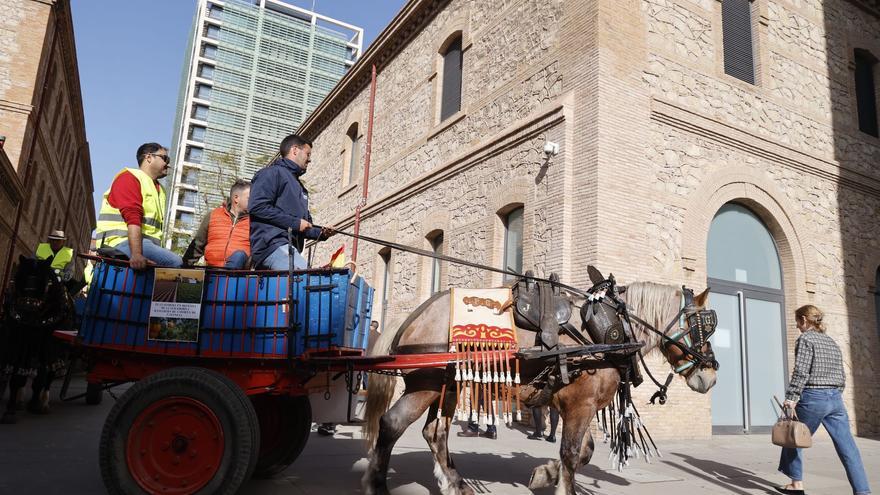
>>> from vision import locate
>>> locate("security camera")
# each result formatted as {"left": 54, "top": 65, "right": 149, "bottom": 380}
{"left": 543, "top": 141, "right": 559, "bottom": 156}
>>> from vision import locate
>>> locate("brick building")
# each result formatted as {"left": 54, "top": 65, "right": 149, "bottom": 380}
{"left": 298, "top": 0, "right": 880, "bottom": 438}
{"left": 0, "top": 0, "right": 95, "bottom": 283}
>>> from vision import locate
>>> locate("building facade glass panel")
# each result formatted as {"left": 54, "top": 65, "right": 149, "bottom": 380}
{"left": 165, "top": 0, "right": 363, "bottom": 245}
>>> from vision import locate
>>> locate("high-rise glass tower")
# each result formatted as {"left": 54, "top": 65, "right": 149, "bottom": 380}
{"left": 165, "top": 0, "right": 362, "bottom": 249}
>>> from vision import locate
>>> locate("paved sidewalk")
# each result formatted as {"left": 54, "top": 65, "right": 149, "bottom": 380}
{"left": 0, "top": 377, "right": 876, "bottom": 494}
{"left": 246, "top": 424, "right": 878, "bottom": 495}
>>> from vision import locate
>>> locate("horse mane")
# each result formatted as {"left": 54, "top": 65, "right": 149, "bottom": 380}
{"left": 624, "top": 281, "right": 680, "bottom": 355}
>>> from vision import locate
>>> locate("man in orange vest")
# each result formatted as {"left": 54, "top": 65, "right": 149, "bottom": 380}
{"left": 183, "top": 179, "right": 251, "bottom": 269}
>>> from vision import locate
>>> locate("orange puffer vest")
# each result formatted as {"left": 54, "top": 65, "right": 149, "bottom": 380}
{"left": 204, "top": 206, "right": 250, "bottom": 267}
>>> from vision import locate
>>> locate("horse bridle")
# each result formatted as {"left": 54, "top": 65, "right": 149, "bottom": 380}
{"left": 584, "top": 281, "right": 719, "bottom": 373}
{"left": 627, "top": 288, "right": 719, "bottom": 373}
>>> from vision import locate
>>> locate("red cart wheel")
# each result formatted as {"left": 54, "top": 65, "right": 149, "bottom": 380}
{"left": 251, "top": 395, "right": 312, "bottom": 478}
{"left": 125, "top": 397, "right": 224, "bottom": 494}
{"left": 99, "top": 367, "right": 259, "bottom": 495}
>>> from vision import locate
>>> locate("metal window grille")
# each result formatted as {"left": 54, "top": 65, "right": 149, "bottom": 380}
{"left": 440, "top": 37, "right": 463, "bottom": 121}
{"left": 722, "top": 0, "right": 755, "bottom": 85}
{"left": 855, "top": 49, "right": 878, "bottom": 137}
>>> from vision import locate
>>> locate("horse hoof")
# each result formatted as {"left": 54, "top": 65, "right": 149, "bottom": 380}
{"left": 0, "top": 412, "right": 16, "bottom": 424}
{"left": 528, "top": 464, "right": 557, "bottom": 489}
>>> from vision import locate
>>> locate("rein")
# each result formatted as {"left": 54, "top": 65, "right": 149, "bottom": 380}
{"left": 329, "top": 229, "right": 590, "bottom": 298}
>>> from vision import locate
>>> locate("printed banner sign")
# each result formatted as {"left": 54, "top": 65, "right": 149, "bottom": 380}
{"left": 449, "top": 288, "right": 516, "bottom": 346}
{"left": 148, "top": 268, "right": 205, "bottom": 342}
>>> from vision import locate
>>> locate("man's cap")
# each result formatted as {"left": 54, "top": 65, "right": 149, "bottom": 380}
{"left": 47, "top": 230, "right": 67, "bottom": 241}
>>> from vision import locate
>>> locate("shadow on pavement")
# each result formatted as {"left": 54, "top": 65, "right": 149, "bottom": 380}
{"left": 667, "top": 451, "right": 778, "bottom": 495}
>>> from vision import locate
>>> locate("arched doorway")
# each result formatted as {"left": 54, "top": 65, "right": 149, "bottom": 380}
{"left": 707, "top": 203, "right": 787, "bottom": 434}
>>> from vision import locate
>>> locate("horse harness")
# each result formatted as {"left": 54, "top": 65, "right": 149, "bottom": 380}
{"left": 515, "top": 274, "right": 719, "bottom": 407}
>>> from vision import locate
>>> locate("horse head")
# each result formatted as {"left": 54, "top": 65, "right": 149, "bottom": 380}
{"left": 8, "top": 255, "right": 64, "bottom": 326}
{"left": 580, "top": 266, "right": 719, "bottom": 394}
{"left": 658, "top": 287, "right": 718, "bottom": 394}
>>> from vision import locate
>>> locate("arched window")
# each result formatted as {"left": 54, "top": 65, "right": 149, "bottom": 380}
{"left": 502, "top": 206, "right": 523, "bottom": 282}
{"left": 440, "top": 35, "right": 463, "bottom": 121}
{"left": 707, "top": 203, "right": 781, "bottom": 289}
{"left": 707, "top": 202, "right": 785, "bottom": 433}
{"left": 428, "top": 231, "right": 444, "bottom": 294}
{"left": 346, "top": 123, "right": 360, "bottom": 185}
{"left": 722, "top": 0, "right": 755, "bottom": 85}
{"left": 854, "top": 49, "right": 878, "bottom": 137}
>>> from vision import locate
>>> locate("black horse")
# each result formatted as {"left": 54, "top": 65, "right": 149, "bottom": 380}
{"left": 0, "top": 255, "right": 74, "bottom": 423}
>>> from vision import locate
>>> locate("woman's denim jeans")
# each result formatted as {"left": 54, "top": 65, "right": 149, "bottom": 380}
{"left": 778, "top": 388, "right": 871, "bottom": 494}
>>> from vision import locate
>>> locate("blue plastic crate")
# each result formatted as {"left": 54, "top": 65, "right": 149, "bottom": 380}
{"left": 78, "top": 262, "right": 373, "bottom": 358}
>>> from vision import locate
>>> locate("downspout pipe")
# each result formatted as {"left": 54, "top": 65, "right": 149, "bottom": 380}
{"left": 351, "top": 63, "right": 377, "bottom": 263}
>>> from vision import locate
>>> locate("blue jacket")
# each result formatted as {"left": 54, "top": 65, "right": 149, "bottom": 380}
{"left": 248, "top": 158, "right": 322, "bottom": 267}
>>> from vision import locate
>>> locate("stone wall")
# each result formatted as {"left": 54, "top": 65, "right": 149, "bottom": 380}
{"left": 0, "top": 0, "right": 95, "bottom": 281}
{"left": 302, "top": 0, "right": 880, "bottom": 438}
{"left": 614, "top": 0, "right": 880, "bottom": 434}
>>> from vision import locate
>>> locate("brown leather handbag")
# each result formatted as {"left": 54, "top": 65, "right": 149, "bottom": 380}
{"left": 772, "top": 396, "right": 812, "bottom": 449}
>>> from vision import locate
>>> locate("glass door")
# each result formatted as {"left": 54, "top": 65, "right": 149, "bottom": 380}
{"left": 709, "top": 284, "right": 786, "bottom": 433}
{"left": 708, "top": 292, "right": 745, "bottom": 430}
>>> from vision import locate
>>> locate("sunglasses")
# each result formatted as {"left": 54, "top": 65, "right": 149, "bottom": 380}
{"left": 150, "top": 153, "right": 171, "bottom": 164}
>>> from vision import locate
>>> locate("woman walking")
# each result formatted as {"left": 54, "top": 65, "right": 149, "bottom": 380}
{"left": 776, "top": 305, "right": 871, "bottom": 495}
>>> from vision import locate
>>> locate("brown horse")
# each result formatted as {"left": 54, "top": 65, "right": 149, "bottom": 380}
{"left": 361, "top": 278, "right": 718, "bottom": 495}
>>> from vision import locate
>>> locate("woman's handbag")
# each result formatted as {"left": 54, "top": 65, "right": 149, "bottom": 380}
{"left": 772, "top": 396, "right": 812, "bottom": 449}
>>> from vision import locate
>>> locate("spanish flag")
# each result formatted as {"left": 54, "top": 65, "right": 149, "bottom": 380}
{"left": 329, "top": 245, "right": 346, "bottom": 268}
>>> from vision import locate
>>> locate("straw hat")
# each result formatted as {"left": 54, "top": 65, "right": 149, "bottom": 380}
{"left": 47, "top": 230, "right": 67, "bottom": 241}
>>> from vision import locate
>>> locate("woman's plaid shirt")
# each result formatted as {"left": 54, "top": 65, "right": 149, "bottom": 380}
{"left": 785, "top": 330, "right": 846, "bottom": 402}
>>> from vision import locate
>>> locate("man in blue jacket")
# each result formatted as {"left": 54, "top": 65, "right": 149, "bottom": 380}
{"left": 249, "top": 134, "right": 334, "bottom": 270}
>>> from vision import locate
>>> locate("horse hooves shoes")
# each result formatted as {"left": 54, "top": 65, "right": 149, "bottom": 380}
{"left": 545, "top": 435, "right": 556, "bottom": 443}
{"left": 457, "top": 430, "right": 479, "bottom": 438}
{"left": 527, "top": 432, "right": 543, "bottom": 440}
{"left": 479, "top": 430, "right": 497, "bottom": 440}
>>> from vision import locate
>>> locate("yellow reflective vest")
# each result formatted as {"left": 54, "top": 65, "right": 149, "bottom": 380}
{"left": 35, "top": 243, "right": 74, "bottom": 271}
{"left": 95, "top": 168, "right": 167, "bottom": 248}
{"left": 83, "top": 261, "right": 94, "bottom": 285}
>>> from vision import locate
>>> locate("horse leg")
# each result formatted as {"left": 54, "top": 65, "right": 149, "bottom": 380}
{"left": 579, "top": 430, "right": 596, "bottom": 467}
{"left": 27, "top": 368, "right": 50, "bottom": 414}
{"left": 422, "top": 402, "right": 473, "bottom": 495}
{"left": 0, "top": 373, "right": 7, "bottom": 401}
{"left": 1, "top": 374, "right": 27, "bottom": 423}
{"left": 362, "top": 377, "right": 441, "bottom": 495}
{"left": 553, "top": 403, "right": 596, "bottom": 495}
{"left": 528, "top": 427, "right": 595, "bottom": 490}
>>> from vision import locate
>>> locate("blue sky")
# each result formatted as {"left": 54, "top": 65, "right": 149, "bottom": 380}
{"left": 71, "top": 0, "right": 406, "bottom": 213}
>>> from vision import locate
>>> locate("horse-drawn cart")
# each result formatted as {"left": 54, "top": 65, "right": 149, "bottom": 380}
{"left": 57, "top": 251, "right": 719, "bottom": 495}
{"left": 58, "top": 257, "right": 392, "bottom": 494}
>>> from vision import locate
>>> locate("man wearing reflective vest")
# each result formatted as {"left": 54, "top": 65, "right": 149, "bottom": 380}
{"left": 183, "top": 179, "right": 251, "bottom": 268}
{"left": 35, "top": 230, "right": 74, "bottom": 280}
{"left": 94, "top": 142, "right": 182, "bottom": 270}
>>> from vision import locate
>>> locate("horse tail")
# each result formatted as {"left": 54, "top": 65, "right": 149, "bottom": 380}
{"left": 363, "top": 315, "right": 405, "bottom": 450}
